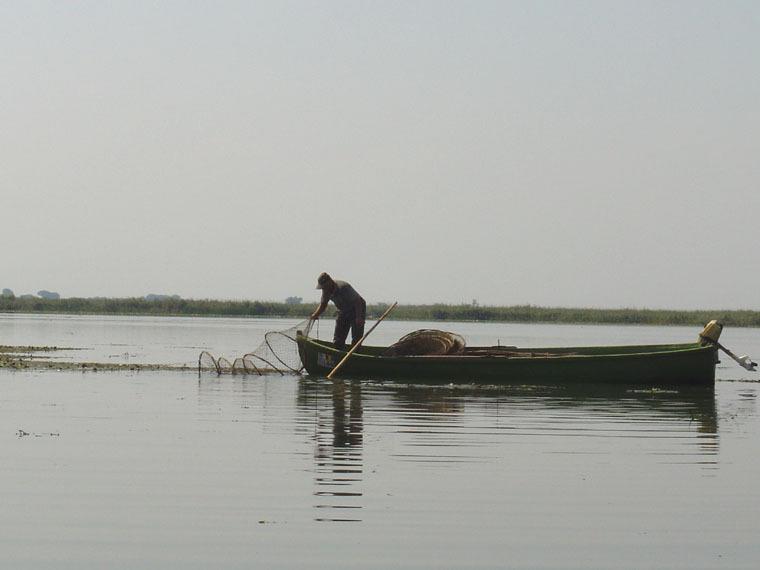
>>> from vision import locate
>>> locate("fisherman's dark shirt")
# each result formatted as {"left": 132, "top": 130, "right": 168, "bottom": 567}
{"left": 328, "top": 280, "right": 363, "bottom": 312}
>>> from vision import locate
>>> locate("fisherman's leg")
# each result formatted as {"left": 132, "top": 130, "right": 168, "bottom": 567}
{"left": 350, "top": 300, "right": 367, "bottom": 345}
{"left": 333, "top": 310, "right": 352, "bottom": 350}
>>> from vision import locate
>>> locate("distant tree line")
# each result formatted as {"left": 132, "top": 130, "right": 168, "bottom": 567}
{"left": 1, "top": 296, "right": 759, "bottom": 327}
{"left": 1, "top": 288, "right": 60, "bottom": 300}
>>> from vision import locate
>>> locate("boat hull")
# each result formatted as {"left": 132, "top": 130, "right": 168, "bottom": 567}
{"left": 296, "top": 336, "right": 718, "bottom": 386}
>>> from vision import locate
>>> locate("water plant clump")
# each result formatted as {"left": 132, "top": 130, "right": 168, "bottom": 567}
{"left": 0, "top": 345, "right": 191, "bottom": 372}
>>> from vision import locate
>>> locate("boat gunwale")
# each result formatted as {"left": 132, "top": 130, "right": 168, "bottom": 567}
{"left": 297, "top": 336, "right": 713, "bottom": 362}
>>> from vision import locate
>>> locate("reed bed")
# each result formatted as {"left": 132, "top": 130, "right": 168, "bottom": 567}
{"left": 2, "top": 298, "right": 759, "bottom": 327}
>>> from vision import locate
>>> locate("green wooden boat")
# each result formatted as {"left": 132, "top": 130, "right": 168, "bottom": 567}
{"left": 296, "top": 334, "right": 719, "bottom": 386}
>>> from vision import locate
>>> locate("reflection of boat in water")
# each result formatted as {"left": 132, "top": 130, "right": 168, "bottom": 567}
{"left": 386, "top": 383, "right": 718, "bottom": 435}
{"left": 385, "top": 383, "right": 720, "bottom": 468}
{"left": 296, "top": 379, "right": 719, "bottom": 522}
{"left": 297, "top": 334, "right": 718, "bottom": 386}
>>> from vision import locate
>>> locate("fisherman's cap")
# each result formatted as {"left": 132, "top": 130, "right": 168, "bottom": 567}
{"left": 316, "top": 272, "right": 331, "bottom": 289}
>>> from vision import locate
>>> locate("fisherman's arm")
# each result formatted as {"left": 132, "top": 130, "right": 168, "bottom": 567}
{"left": 310, "top": 293, "right": 329, "bottom": 319}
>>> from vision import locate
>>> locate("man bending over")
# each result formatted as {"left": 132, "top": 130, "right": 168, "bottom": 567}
{"left": 310, "top": 272, "right": 367, "bottom": 350}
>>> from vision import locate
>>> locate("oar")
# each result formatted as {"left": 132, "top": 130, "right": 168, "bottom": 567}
{"left": 327, "top": 301, "right": 398, "bottom": 380}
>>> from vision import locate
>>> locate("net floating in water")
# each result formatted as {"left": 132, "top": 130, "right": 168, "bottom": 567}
{"left": 199, "top": 319, "right": 316, "bottom": 375}
{"left": 382, "top": 329, "right": 465, "bottom": 357}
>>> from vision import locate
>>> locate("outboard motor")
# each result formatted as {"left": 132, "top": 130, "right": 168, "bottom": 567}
{"left": 699, "top": 319, "right": 757, "bottom": 372}
{"left": 698, "top": 320, "right": 723, "bottom": 345}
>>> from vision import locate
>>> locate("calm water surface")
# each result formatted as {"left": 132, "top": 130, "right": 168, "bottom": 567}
{"left": 1, "top": 314, "right": 759, "bottom": 569}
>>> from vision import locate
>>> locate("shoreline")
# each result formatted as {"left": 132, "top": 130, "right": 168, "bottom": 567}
{"left": 1, "top": 299, "right": 760, "bottom": 327}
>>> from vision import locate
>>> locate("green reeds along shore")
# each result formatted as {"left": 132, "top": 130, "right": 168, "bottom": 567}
{"left": 1, "top": 297, "right": 759, "bottom": 327}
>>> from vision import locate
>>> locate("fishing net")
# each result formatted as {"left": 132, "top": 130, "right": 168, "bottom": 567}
{"left": 199, "top": 319, "right": 317, "bottom": 375}
{"left": 199, "top": 323, "right": 468, "bottom": 376}
{"left": 382, "top": 329, "right": 466, "bottom": 357}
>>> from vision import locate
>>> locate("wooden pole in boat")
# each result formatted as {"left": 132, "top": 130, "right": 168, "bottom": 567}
{"left": 326, "top": 301, "right": 398, "bottom": 380}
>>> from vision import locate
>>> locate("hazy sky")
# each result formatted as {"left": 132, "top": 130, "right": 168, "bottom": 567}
{"left": 1, "top": 1, "right": 758, "bottom": 309}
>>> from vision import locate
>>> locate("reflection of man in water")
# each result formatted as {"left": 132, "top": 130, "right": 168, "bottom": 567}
{"left": 310, "top": 272, "right": 367, "bottom": 350}
{"left": 297, "top": 379, "right": 364, "bottom": 523}
{"left": 332, "top": 380, "right": 363, "bottom": 448}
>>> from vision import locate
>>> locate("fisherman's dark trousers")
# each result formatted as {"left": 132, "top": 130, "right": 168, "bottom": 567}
{"left": 333, "top": 300, "right": 367, "bottom": 349}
